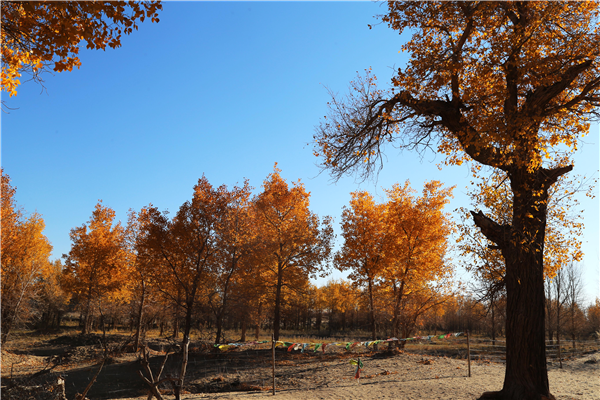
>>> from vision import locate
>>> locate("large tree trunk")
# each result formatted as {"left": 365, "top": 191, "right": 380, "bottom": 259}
{"left": 474, "top": 167, "right": 571, "bottom": 400}
{"left": 497, "top": 235, "right": 550, "bottom": 399}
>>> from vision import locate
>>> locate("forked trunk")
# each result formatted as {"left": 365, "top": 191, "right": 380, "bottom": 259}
{"left": 474, "top": 167, "right": 571, "bottom": 400}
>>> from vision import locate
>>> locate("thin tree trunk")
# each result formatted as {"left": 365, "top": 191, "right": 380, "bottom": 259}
{"left": 368, "top": 278, "right": 376, "bottom": 340}
{"left": 83, "top": 285, "right": 93, "bottom": 334}
{"left": 240, "top": 317, "right": 247, "bottom": 342}
{"left": 134, "top": 282, "right": 146, "bottom": 352}
{"left": 557, "top": 299, "right": 562, "bottom": 369}
{"left": 255, "top": 300, "right": 262, "bottom": 340}
{"left": 215, "top": 310, "right": 224, "bottom": 345}
{"left": 273, "top": 263, "right": 284, "bottom": 341}
{"left": 491, "top": 297, "right": 496, "bottom": 347}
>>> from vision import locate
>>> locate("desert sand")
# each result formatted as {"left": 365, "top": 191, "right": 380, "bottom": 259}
{"left": 3, "top": 336, "right": 598, "bottom": 400}
{"left": 125, "top": 351, "right": 599, "bottom": 400}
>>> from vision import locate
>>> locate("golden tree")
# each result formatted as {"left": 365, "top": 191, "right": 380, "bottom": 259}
{"left": 335, "top": 190, "right": 388, "bottom": 340}
{"left": 254, "top": 165, "right": 334, "bottom": 340}
{"left": 314, "top": 3, "right": 599, "bottom": 398}
{"left": 125, "top": 208, "right": 164, "bottom": 351}
{"left": 1, "top": 1, "right": 161, "bottom": 97}
{"left": 1, "top": 170, "right": 53, "bottom": 344}
{"left": 384, "top": 180, "right": 455, "bottom": 340}
{"left": 208, "top": 180, "right": 255, "bottom": 344}
{"left": 37, "top": 259, "right": 69, "bottom": 331}
{"left": 63, "top": 201, "right": 128, "bottom": 334}
{"left": 139, "top": 176, "right": 229, "bottom": 347}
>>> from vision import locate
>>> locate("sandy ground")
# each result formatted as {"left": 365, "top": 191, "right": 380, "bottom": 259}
{"left": 3, "top": 336, "right": 598, "bottom": 400}
{"left": 126, "top": 352, "right": 599, "bottom": 400}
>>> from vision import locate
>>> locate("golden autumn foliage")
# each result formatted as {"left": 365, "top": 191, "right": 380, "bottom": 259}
{"left": 335, "top": 190, "right": 388, "bottom": 340}
{"left": 138, "top": 176, "right": 230, "bottom": 345}
{"left": 384, "top": 181, "right": 455, "bottom": 339}
{"left": 314, "top": 3, "right": 599, "bottom": 399}
{"left": 254, "top": 165, "right": 334, "bottom": 340}
{"left": 1, "top": 169, "right": 53, "bottom": 344}
{"left": 1, "top": 1, "right": 162, "bottom": 96}
{"left": 209, "top": 180, "right": 255, "bottom": 344}
{"left": 63, "top": 201, "right": 128, "bottom": 334}
{"left": 36, "top": 259, "right": 69, "bottom": 331}
{"left": 336, "top": 181, "right": 455, "bottom": 340}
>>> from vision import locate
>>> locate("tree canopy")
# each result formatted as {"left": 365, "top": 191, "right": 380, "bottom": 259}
{"left": 1, "top": 1, "right": 162, "bottom": 97}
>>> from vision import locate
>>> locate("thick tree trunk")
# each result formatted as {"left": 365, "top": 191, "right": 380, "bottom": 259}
{"left": 496, "top": 239, "right": 551, "bottom": 399}
{"left": 473, "top": 167, "right": 571, "bottom": 400}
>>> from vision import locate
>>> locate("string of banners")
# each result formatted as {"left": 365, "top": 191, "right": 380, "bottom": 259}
{"left": 215, "top": 332, "right": 464, "bottom": 352}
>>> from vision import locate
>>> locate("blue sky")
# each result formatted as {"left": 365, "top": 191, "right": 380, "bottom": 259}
{"left": 2, "top": 1, "right": 598, "bottom": 303}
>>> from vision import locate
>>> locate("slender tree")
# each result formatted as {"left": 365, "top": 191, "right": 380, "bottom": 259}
{"left": 254, "top": 165, "right": 333, "bottom": 340}
{"left": 1, "top": 170, "right": 53, "bottom": 344}
{"left": 384, "top": 180, "right": 455, "bottom": 340}
{"left": 139, "top": 177, "right": 228, "bottom": 348}
{"left": 335, "top": 191, "right": 388, "bottom": 340}
{"left": 208, "top": 180, "right": 254, "bottom": 344}
{"left": 564, "top": 262, "right": 585, "bottom": 350}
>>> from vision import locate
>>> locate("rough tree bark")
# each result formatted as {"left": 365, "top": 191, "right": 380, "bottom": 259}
{"left": 473, "top": 166, "right": 572, "bottom": 400}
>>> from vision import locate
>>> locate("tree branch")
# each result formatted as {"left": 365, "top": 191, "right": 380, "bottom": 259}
{"left": 470, "top": 210, "right": 511, "bottom": 248}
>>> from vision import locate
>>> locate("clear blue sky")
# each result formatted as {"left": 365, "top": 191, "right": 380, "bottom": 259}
{"left": 2, "top": 1, "right": 598, "bottom": 303}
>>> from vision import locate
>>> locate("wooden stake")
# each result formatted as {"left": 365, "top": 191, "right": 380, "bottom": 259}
{"left": 467, "top": 330, "right": 471, "bottom": 377}
{"left": 272, "top": 333, "right": 276, "bottom": 395}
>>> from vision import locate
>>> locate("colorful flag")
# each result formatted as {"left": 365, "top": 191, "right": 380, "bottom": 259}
{"left": 349, "top": 358, "right": 364, "bottom": 379}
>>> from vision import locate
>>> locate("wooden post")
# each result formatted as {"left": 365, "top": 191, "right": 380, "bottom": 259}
{"left": 272, "top": 333, "right": 276, "bottom": 395}
{"left": 466, "top": 330, "right": 471, "bottom": 377}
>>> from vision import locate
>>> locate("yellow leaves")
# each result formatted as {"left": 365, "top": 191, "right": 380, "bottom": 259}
{"left": 315, "top": 2, "right": 599, "bottom": 180}
{"left": 63, "top": 201, "right": 129, "bottom": 308}
{"left": 1, "top": 1, "right": 162, "bottom": 95}
{"left": 1, "top": 169, "right": 54, "bottom": 342}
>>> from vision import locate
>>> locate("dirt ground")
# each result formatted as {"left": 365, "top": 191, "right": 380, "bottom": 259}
{"left": 2, "top": 333, "right": 598, "bottom": 400}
